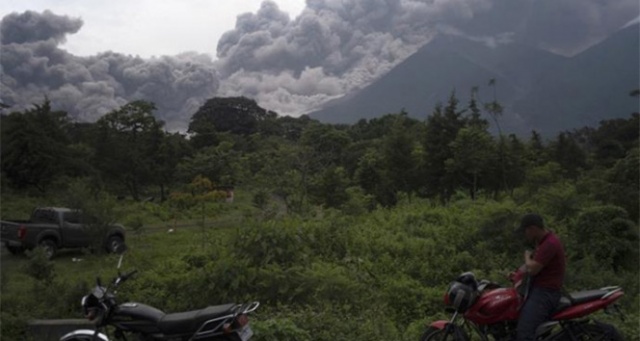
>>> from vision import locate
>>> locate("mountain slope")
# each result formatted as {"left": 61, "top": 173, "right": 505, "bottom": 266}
{"left": 311, "top": 25, "right": 639, "bottom": 135}
{"left": 310, "top": 33, "right": 565, "bottom": 128}
{"left": 513, "top": 23, "right": 640, "bottom": 134}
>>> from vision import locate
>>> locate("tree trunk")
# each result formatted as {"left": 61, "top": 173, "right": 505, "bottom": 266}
{"left": 471, "top": 171, "right": 478, "bottom": 201}
{"left": 160, "top": 183, "right": 166, "bottom": 202}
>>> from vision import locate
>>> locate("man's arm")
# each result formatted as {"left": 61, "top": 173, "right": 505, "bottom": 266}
{"left": 524, "top": 250, "right": 544, "bottom": 275}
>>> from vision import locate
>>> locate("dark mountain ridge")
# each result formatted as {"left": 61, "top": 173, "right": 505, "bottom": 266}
{"left": 310, "top": 24, "right": 639, "bottom": 136}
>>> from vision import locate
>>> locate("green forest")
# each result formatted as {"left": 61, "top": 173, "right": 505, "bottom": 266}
{"left": 0, "top": 91, "right": 638, "bottom": 340}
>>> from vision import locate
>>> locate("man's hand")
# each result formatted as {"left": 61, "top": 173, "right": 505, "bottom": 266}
{"left": 524, "top": 250, "right": 533, "bottom": 260}
{"left": 524, "top": 250, "right": 543, "bottom": 275}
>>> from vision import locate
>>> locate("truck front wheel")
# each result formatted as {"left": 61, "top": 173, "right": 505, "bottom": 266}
{"left": 106, "top": 236, "right": 125, "bottom": 254}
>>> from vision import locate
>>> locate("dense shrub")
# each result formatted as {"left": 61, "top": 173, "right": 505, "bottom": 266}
{"left": 1, "top": 195, "right": 637, "bottom": 340}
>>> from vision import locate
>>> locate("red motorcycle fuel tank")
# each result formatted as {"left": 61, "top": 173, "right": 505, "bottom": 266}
{"left": 464, "top": 288, "right": 521, "bottom": 325}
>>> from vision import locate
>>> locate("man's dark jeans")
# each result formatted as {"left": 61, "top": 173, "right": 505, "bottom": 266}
{"left": 516, "top": 287, "right": 562, "bottom": 341}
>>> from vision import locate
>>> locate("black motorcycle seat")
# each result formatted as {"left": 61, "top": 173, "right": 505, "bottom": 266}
{"left": 568, "top": 289, "right": 609, "bottom": 304}
{"left": 158, "top": 303, "right": 236, "bottom": 335}
{"left": 555, "top": 289, "right": 610, "bottom": 313}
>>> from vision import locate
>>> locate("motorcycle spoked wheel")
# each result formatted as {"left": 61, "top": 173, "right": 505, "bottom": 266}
{"left": 568, "top": 322, "right": 624, "bottom": 341}
{"left": 420, "top": 326, "right": 470, "bottom": 341}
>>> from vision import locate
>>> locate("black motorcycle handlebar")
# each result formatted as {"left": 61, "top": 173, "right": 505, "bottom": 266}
{"left": 122, "top": 269, "right": 138, "bottom": 281}
{"left": 111, "top": 269, "right": 138, "bottom": 287}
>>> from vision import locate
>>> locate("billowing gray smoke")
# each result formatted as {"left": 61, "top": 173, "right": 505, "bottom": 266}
{"left": 1, "top": 10, "right": 219, "bottom": 130}
{"left": 0, "top": 9, "right": 82, "bottom": 44}
{"left": 214, "top": 0, "right": 638, "bottom": 116}
{"left": 214, "top": 0, "right": 496, "bottom": 115}
{"left": 2, "top": 1, "right": 638, "bottom": 126}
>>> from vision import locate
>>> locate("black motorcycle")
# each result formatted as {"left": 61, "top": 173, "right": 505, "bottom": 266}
{"left": 60, "top": 249, "right": 259, "bottom": 341}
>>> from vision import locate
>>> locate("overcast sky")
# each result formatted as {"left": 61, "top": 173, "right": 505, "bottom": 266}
{"left": 0, "top": 0, "right": 306, "bottom": 58}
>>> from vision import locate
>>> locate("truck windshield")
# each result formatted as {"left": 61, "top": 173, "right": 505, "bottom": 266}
{"left": 31, "top": 209, "right": 58, "bottom": 224}
{"left": 63, "top": 212, "right": 81, "bottom": 224}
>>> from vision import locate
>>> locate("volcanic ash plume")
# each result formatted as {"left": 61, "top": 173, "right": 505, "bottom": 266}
{"left": 213, "top": 0, "right": 499, "bottom": 116}
{"left": 0, "top": 10, "right": 220, "bottom": 130}
{"left": 2, "top": 1, "right": 638, "bottom": 125}
{"left": 213, "top": 0, "right": 639, "bottom": 116}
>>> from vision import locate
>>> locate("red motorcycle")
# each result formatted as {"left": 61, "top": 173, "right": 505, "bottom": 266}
{"left": 421, "top": 267, "right": 625, "bottom": 340}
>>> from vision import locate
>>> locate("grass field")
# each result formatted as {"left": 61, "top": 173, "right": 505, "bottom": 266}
{"left": 0, "top": 217, "right": 243, "bottom": 318}
{"left": 1, "top": 194, "right": 638, "bottom": 341}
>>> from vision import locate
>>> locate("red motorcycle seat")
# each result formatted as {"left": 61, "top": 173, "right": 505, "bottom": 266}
{"left": 158, "top": 303, "right": 236, "bottom": 335}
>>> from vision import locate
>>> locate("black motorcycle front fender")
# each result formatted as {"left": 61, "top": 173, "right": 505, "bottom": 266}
{"left": 59, "top": 329, "right": 109, "bottom": 341}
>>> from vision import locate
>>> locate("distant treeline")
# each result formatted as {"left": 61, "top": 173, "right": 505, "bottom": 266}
{"left": 1, "top": 94, "right": 638, "bottom": 220}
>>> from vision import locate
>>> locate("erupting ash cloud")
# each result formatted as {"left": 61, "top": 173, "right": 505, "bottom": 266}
{"left": 1, "top": 0, "right": 638, "bottom": 126}
{"left": 1, "top": 10, "right": 219, "bottom": 130}
{"left": 214, "top": 0, "right": 496, "bottom": 115}
{"left": 213, "top": 0, "right": 638, "bottom": 116}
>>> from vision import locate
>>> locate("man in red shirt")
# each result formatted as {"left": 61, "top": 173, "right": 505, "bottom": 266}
{"left": 516, "top": 213, "right": 566, "bottom": 341}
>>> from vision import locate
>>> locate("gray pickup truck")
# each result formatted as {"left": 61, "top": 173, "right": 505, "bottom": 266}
{"left": 1, "top": 207, "right": 126, "bottom": 259}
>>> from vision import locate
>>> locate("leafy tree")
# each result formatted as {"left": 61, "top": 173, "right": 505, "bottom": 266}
{"left": 468, "top": 87, "right": 488, "bottom": 129}
{"left": 381, "top": 114, "right": 419, "bottom": 199}
{"left": 527, "top": 130, "right": 548, "bottom": 166}
{"left": 446, "top": 126, "right": 494, "bottom": 200}
{"left": 479, "top": 80, "right": 510, "bottom": 193}
{"left": 483, "top": 79, "right": 504, "bottom": 136}
{"left": 522, "top": 162, "right": 563, "bottom": 197}
{"left": 356, "top": 149, "right": 396, "bottom": 207}
{"left": 550, "top": 132, "right": 588, "bottom": 179}
{"left": 1, "top": 100, "right": 72, "bottom": 192}
{"left": 94, "top": 100, "right": 165, "bottom": 200}
{"left": 154, "top": 132, "right": 192, "bottom": 201}
{"left": 422, "top": 93, "right": 466, "bottom": 201}
{"left": 188, "top": 97, "right": 275, "bottom": 141}
{"left": 572, "top": 205, "right": 639, "bottom": 271}
{"left": 187, "top": 118, "right": 219, "bottom": 150}
{"left": 606, "top": 148, "right": 640, "bottom": 221}
{"left": 254, "top": 144, "right": 318, "bottom": 214}
{"left": 274, "top": 115, "right": 315, "bottom": 141}
{"left": 342, "top": 139, "right": 378, "bottom": 178}
{"left": 309, "top": 166, "right": 350, "bottom": 209}
{"left": 589, "top": 114, "right": 639, "bottom": 167}
{"left": 300, "top": 122, "right": 351, "bottom": 167}
{"left": 503, "top": 134, "right": 528, "bottom": 192}
{"left": 177, "top": 140, "right": 242, "bottom": 186}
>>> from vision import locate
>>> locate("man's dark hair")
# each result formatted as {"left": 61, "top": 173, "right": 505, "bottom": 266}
{"left": 518, "top": 213, "right": 545, "bottom": 232}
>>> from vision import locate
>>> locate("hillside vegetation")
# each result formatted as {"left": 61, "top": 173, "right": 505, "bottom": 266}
{"left": 1, "top": 94, "right": 638, "bottom": 340}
